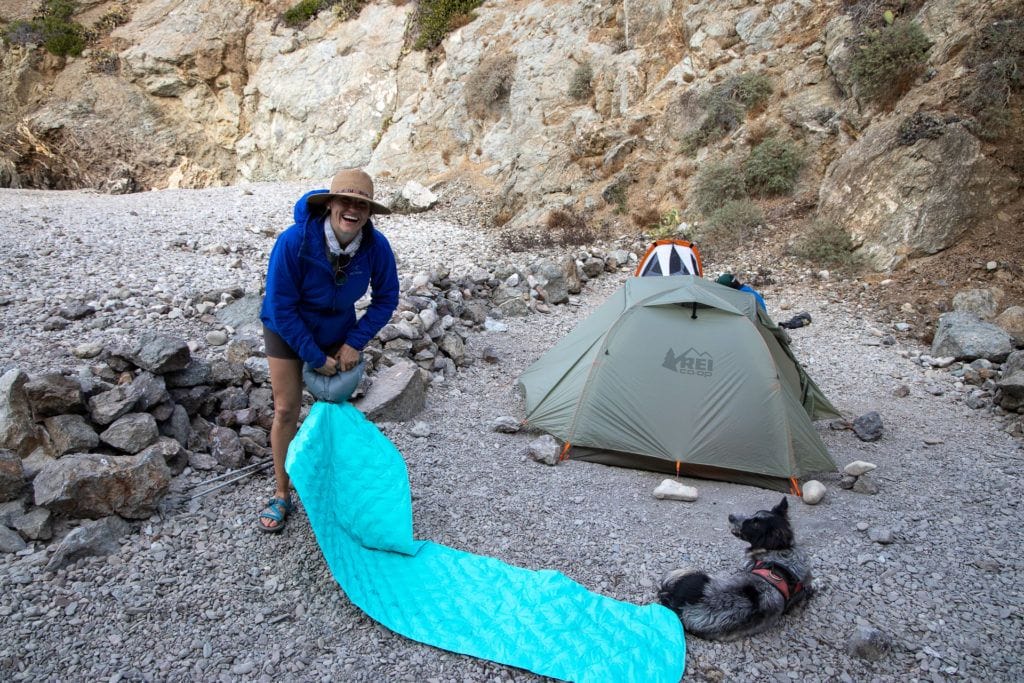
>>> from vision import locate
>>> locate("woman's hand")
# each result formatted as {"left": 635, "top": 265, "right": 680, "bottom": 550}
{"left": 315, "top": 356, "right": 339, "bottom": 376}
{"left": 335, "top": 344, "right": 360, "bottom": 372}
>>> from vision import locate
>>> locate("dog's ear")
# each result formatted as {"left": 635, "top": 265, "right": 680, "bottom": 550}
{"left": 772, "top": 497, "right": 789, "bottom": 516}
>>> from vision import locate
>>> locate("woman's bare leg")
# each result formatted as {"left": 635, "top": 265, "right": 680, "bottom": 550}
{"left": 261, "top": 356, "right": 303, "bottom": 529}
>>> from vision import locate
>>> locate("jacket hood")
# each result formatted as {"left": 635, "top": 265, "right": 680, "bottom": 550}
{"left": 295, "top": 189, "right": 328, "bottom": 224}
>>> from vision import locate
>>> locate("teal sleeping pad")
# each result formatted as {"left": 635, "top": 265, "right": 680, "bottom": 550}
{"left": 285, "top": 402, "right": 686, "bottom": 682}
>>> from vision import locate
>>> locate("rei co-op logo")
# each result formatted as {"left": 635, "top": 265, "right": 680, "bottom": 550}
{"left": 662, "top": 347, "right": 714, "bottom": 377}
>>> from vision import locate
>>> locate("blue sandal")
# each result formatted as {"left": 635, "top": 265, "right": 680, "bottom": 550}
{"left": 257, "top": 496, "right": 294, "bottom": 533}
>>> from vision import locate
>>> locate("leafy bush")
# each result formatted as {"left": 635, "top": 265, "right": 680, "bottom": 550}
{"left": 693, "top": 160, "right": 746, "bottom": 214}
{"left": 602, "top": 178, "right": 628, "bottom": 214}
{"left": 94, "top": 5, "right": 130, "bottom": 34}
{"left": 647, "top": 208, "right": 683, "bottom": 238}
{"left": 3, "top": 0, "right": 86, "bottom": 57}
{"left": 89, "top": 50, "right": 120, "bottom": 75}
{"left": 681, "top": 72, "right": 773, "bottom": 153}
{"left": 849, "top": 20, "right": 932, "bottom": 105}
{"left": 790, "top": 219, "right": 862, "bottom": 269}
{"left": 568, "top": 62, "right": 593, "bottom": 101}
{"left": 464, "top": 50, "right": 516, "bottom": 119}
{"left": 841, "top": 0, "right": 926, "bottom": 28}
{"left": 3, "top": 21, "right": 45, "bottom": 47}
{"left": 283, "top": 0, "right": 326, "bottom": 27}
{"left": 681, "top": 92, "right": 743, "bottom": 152}
{"left": 742, "top": 137, "right": 804, "bottom": 197}
{"left": 962, "top": 10, "right": 1024, "bottom": 141}
{"left": 702, "top": 199, "right": 763, "bottom": 247}
{"left": 335, "top": 0, "right": 369, "bottom": 21}
{"left": 896, "top": 111, "right": 945, "bottom": 146}
{"left": 414, "top": 0, "right": 484, "bottom": 51}
{"left": 727, "top": 72, "right": 773, "bottom": 111}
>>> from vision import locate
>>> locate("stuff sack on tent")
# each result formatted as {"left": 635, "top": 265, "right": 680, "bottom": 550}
{"left": 635, "top": 239, "right": 704, "bottom": 277}
{"left": 518, "top": 276, "right": 840, "bottom": 492}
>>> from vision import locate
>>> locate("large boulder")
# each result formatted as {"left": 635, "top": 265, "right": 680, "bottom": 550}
{"left": 0, "top": 369, "right": 45, "bottom": 457}
{"left": 24, "top": 373, "right": 85, "bottom": 417}
{"left": 952, "top": 289, "right": 999, "bottom": 320}
{"left": 87, "top": 382, "right": 145, "bottom": 426}
{"left": 818, "top": 119, "right": 1014, "bottom": 271}
{"left": 354, "top": 360, "right": 427, "bottom": 421}
{"left": 45, "top": 516, "right": 131, "bottom": 571}
{"left": 995, "top": 306, "right": 1024, "bottom": 343}
{"left": 99, "top": 413, "right": 160, "bottom": 454}
{"left": 33, "top": 451, "right": 171, "bottom": 519}
{"left": 998, "top": 350, "right": 1024, "bottom": 412}
{"left": 0, "top": 449, "right": 25, "bottom": 502}
{"left": 931, "top": 312, "right": 1013, "bottom": 362}
{"left": 133, "top": 333, "right": 191, "bottom": 374}
{"left": 43, "top": 414, "right": 100, "bottom": 457}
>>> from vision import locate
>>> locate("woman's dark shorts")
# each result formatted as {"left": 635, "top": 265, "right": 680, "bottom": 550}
{"left": 263, "top": 326, "right": 342, "bottom": 361}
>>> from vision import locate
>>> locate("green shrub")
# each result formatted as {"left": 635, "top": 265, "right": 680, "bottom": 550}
{"left": 962, "top": 11, "right": 1024, "bottom": 141}
{"left": 464, "top": 50, "right": 516, "bottom": 119}
{"left": 681, "top": 91, "right": 743, "bottom": 153}
{"left": 742, "top": 137, "right": 804, "bottom": 197}
{"left": 849, "top": 20, "right": 932, "bottom": 105}
{"left": 790, "top": 219, "right": 862, "bottom": 269}
{"left": 681, "top": 72, "right": 773, "bottom": 153}
{"left": 335, "top": 0, "right": 369, "bottom": 21}
{"left": 2, "top": 0, "right": 86, "bottom": 57}
{"left": 842, "top": 1, "right": 926, "bottom": 28}
{"left": 283, "top": 0, "right": 325, "bottom": 26}
{"left": 414, "top": 0, "right": 484, "bottom": 51}
{"left": 727, "top": 72, "right": 773, "bottom": 111}
{"left": 602, "top": 178, "right": 628, "bottom": 214}
{"left": 568, "top": 62, "right": 593, "bottom": 101}
{"left": 702, "top": 199, "right": 763, "bottom": 247}
{"left": 693, "top": 161, "right": 746, "bottom": 214}
{"left": 896, "top": 111, "right": 945, "bottom": 146}
{"left": 3, "top": 20, "right": 45, "bottom": 47}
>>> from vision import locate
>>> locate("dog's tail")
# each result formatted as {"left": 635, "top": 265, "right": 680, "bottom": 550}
{"left": 657, "top": 570, "right": 710, "bottom": 612}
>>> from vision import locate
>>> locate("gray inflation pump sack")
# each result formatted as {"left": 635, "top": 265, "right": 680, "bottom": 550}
{"left": 303, "top": 358, "right": 365, "bottom": 403}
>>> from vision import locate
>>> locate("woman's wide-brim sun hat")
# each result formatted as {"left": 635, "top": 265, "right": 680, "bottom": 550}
{"left": 306, "top": 168, "right": 392, "bottom": 215}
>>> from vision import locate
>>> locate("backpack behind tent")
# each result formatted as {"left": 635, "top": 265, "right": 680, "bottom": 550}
{"left": 517, "top": 276, "right": 840, "bottom": 492}
{"left": 636, "top": 239, "right": 704, "bottom": 277}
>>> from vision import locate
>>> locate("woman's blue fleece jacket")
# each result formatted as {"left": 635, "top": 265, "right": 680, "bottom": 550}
{"left": 259, "top": 189, "right": 399, "bottom": 369}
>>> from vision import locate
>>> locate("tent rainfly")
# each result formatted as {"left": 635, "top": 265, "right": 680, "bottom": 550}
{"left": 518, "top": 276, "right": 840, "bottom": 492}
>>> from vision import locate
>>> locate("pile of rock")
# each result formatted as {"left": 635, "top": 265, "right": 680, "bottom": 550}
{"left": 0, "top": 251, "right": 642, "bottom": 557}
{"left": 838, "top": 460, "right": 879, "bottom": 495}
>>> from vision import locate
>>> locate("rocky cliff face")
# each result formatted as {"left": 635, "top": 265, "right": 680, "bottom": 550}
{"left": 1, "top": 0, "right": 1021, "bottom": 272}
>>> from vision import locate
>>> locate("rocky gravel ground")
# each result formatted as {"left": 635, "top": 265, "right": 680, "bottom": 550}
{"left": 1, "top": 182, "right": 1022, "bottom": 682}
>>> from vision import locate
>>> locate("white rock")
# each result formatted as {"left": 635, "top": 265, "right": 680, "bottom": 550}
{"left": 72, "top": 342, "right": 103, "bottom": 359}
{"left": 652, "top": 479, "right": 698, "bottom": 501}
{"left": 206, "top": 330, "right": 228, "bottom": 346}
{"left": 844, "top": 460, "right": 877, "bottom": 476}
{"left": 409, "top": 421, "right": 431, "bottom": 438}
{"left": 801, "top": 480, "right": 826, "bottom": 505}
{"left": 986, "top": 261, "right": 998, "bottom": 270}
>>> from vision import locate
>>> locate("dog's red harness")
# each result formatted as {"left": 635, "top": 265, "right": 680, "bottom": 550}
{"left": 752, "top": 560, "right": 804, "bottom": 603}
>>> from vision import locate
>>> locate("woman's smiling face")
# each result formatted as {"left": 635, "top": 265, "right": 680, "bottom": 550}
{"left": 328, "top": 195, "right": 370, "bottom": 243}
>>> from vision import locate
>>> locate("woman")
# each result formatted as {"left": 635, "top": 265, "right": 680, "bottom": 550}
{"left": 257, "top": 168, "right": 399, "bottom": 532}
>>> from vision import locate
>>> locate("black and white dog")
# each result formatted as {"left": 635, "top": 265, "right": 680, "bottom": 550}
{"left": 657, "top": 497, "right": 812, "bottom": 641}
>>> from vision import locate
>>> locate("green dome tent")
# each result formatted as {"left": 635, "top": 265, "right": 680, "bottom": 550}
{"left": 518, "top": 276, "right": 840, "bottom": 492}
